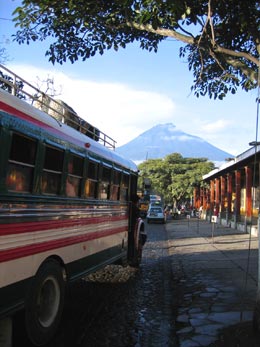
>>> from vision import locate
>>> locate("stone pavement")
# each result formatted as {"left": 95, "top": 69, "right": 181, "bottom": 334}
{"left": 166, "top": 217, "right": 259, "bottom": 347}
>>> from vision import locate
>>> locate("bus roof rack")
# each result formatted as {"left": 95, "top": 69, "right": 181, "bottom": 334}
{"left": 0, "top": 64, "right": 116, "bottom": 150}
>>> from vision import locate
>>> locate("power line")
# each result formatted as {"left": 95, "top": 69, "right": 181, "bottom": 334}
{"left": 0, "top": 18, "right": 13, "bottom": 21}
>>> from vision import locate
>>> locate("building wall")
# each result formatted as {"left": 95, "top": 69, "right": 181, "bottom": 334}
{"left": 199, "top": 155, "right": 260, "bottom": 236}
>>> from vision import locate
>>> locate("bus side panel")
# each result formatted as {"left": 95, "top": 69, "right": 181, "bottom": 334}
{"left": 0, "top": 241, "right": 125, "bottom": 318}
{"left": 66, "top": 244, "right": 127, "bottom": 282}
{"left": 0, "top": 206, "right": 129, "bottom": 285}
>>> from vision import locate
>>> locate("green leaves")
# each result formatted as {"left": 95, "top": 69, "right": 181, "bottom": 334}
{"left": 138, "top": 154, "right": 214, "bottom": 204}
{"left": 11, "top": 0, "right": 259, "bottom": 99}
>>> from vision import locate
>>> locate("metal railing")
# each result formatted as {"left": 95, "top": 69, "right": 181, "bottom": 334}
{"left": 0, "top": 64, "right": 116, "bottom": 150}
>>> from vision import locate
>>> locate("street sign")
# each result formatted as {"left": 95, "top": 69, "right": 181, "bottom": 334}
{"left": 211, "top": 216, "right": 217, "bottom": 223}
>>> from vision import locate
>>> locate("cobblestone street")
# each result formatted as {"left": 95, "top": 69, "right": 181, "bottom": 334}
{"left": 167, "top": 217, "right": 260, "bottom": 347}
{"left": 13, "top": 220, "right": 178, "bottom": 347}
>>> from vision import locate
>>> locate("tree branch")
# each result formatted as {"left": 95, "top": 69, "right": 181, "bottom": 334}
{"left": 126, "top": 20, "right": 259, "bottom": 68}
{"left": 177, "top": 23, "right": 195, "bottom": 39}
{"left": 125, "top": 21, "right": 194, "bottom": 45}
{"left": 225, "top": 56, "right": 259, "bottom": 84}
{"left": 213, "top": 45, "right": 259, "bottom": 67}
{"left": 197, "top": 0, "right": 213, "bottom": 47}
{"left": 208, "top": 0, "right": 215, "bottom": 45}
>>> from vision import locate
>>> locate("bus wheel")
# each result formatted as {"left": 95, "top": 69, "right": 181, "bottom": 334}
{"left": 25, "top": 259, "right": 66, "bottom": 346}
{"left": 129, "top": 239, "right": 143, "bottom": 268}
{"left": 130, "top": 219, "right": 145, "bottom": 268}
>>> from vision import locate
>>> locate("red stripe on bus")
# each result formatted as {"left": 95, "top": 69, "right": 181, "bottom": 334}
{"left": 0, "top": 101, "right": 83, "bottom": 147}
{"left": 0, "top": 215, "right": 127, "bottom": 236}
{"left": 0, "top": 226, "right": 127, "bottom": 263}
{"left": 0, "top": 101, "right": 54, "bottom": 129}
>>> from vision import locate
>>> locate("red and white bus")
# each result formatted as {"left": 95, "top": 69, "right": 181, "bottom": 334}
{"left": 0, "top": 65, "right": 145, "bottom": 346}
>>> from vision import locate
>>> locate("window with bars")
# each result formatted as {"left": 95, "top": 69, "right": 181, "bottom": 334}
{"left": 6, "top": 133, "right": 37, "bottom": 193}
{"left": 41, "top": 146, "right": 64, "bottom": 195}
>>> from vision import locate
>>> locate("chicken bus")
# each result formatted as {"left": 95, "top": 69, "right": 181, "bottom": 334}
{"left": 0, "top": 65, "right": 145, "bottom": 346}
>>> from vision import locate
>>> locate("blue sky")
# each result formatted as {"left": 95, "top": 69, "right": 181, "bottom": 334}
{"left": 0, "top": 0, "right": 258, "bottom": 156}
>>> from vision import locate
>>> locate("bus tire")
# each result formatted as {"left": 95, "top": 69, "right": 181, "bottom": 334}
{"left": 129, "top": 240, "right": 142, "bottom": 268}
{"left": 25, "top": 259, "right": 66, "bottom": 346}
{"left": 130, "top": 219, "right": 145, "bottom": 268}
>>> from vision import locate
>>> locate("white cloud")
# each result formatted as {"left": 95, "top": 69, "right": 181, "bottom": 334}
{"left": 6, "top": 63, "right": 257, "bottom": 156}
{"left": 9, "top": 64, "right": 176, "bottom": 146}
{"left": 201, "top": 119, "right": 232, "bottom": 133}
{"left": 162, "top": 135, "right": 203, "bottom": 142}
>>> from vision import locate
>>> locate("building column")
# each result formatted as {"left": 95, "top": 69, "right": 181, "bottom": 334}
{"left": 245, "top": 166, "right": 252, "bottom": 222}
{"left": 227, "top": 173, "right": 232, "bottom": 215}
{"left": 193, "top": 186, "right": 199, "bottom": 209}
{"left": 215, "top": 178, "right": 220, "bottom": 216}
{"left": 202, "top": 187, "right": 207, "bottom": 210}
{"left": 210, "top": 179, "right": 215, "bottom": 215}
{"left": 235, "top": 170, "right": 241, "bottom": 224}
{"left": 200, "top": 186, "right": 204, "bottom": 207}
{"left": 206, "top": 187, "right": 211, "bottom": 211}
{"left": 220, "top": 175, "right": 226, "bottom": 217}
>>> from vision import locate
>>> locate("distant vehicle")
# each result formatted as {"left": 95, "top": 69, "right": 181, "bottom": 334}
{"left": 139, "top": 200, "right": 149, "bottom": 218}
{"left": 147, "top": 206, "right": 166, "bottom": 224}
{"left": 149, "top": 201, "right": 162, "bottom": 208}
{"left": 149, "top": 194, "right": 161, "bottom": 202}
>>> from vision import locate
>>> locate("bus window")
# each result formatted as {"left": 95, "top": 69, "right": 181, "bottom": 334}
{"left": 84, "top": 160, "right": 98, "bottom": 198}
{"left": 42, "top": 146, "right": 64, "bottom": 195}
{"left": 120, "top": 173, "right": 129, "bottom": 201}
{"left": 111, "top": 169, "right": 121, "bottom": 200}
{"left": 66, "top": 155, "right": 83, "bottom": 197}
{"left": 6, "top": 133, "right": 36, "bottom": 193}
{"left": 99, "top": 166, "right": 111, "bottom": 200}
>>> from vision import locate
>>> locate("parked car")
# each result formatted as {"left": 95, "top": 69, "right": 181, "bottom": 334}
{"left": 147, "top": 206, "right": 166, "bottom": 224}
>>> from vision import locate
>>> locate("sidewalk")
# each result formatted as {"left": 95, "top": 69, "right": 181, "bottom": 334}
{"left": 166, "top": 217, "right": 259, "bottom": 347}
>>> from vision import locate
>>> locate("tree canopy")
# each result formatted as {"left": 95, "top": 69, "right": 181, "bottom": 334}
{"left": 12, "top": 0, "right": 259, "bottom": 99}
{"left": 138, "top": 153, "right": 214, "bottom": 205}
